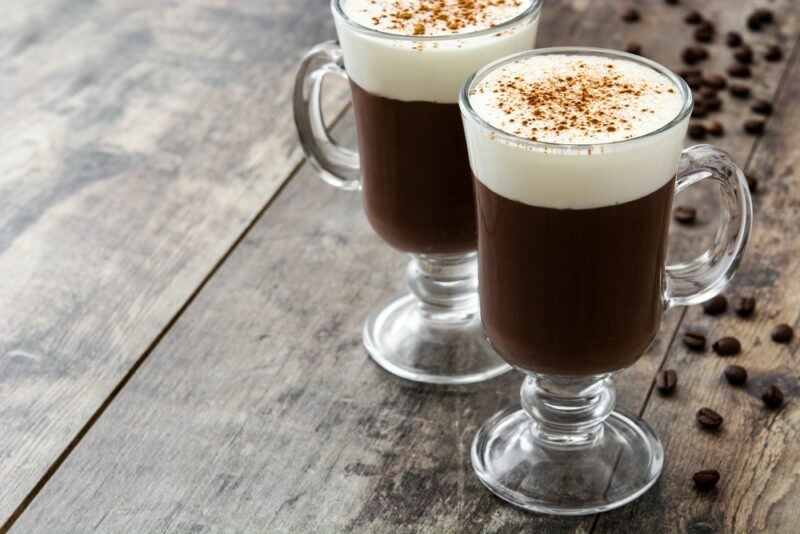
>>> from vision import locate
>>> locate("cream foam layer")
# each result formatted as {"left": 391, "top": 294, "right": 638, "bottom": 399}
{"left": 463, "top": 54, "right": 689, "bottom": 209}
{"left": 335, "top": 0, "right": 539, "bottom": 103}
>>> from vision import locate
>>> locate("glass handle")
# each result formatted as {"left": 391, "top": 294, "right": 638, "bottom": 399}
{"left": 664, "top": 144, "right": 753, "bottom": 309}
{"left": 292, "top": 41, "right": 361, "bottom": 191}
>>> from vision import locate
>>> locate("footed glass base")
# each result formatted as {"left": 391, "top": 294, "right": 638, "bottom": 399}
{"left": 363, "top": 293, "right": 510, "bottom": 385}
{"left": 472, "top": 406, "right": 663, "bottom": 515}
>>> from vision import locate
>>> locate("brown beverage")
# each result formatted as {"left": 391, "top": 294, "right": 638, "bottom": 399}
{"left": 463, "top": 53, "right": 689, "bottom": 375}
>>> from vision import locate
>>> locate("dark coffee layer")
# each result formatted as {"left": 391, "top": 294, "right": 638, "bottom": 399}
{"left": 350, "top": 81, "right": 476, "bottom": 254}
{"left": 476, "top": 178, "right": 675, "bottom": 375}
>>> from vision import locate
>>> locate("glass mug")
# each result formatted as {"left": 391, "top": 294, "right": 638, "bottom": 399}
{"left": 460, "top": 48, "right": 753, "bottom": 514}
{"left": 294, "top": 0, "right": 542, "bottom": 384}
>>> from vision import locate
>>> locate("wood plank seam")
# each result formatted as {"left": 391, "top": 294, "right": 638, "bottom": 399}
{"left": 0, "top": 104, "right": 351, "bottom": 533}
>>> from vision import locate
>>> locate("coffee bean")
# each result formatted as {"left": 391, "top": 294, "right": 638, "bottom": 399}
{"left": 700, "top": 86, "right": 717, "bottom": 99}
{"left": 728, "top": 63, "right": 752, "bottom": 78}
{"left": 744, "top": 119, "right": 765, "bottom": 135}
{"left": 734, "top": 296, "right": 756, "bottom": 317}
{"left": 674, "top": 205, "right": 697, "bottom": 223}
{"left": 702, "top": 294, "right": 727, "bottom": 315}
{"left": 765, "top": 44, "right": 783, "bottom": 62}
{"left": 683, "top": 331, "right": 706, "bottom": 351}
{"left": 680, "top": 68, "right": 702, "bottom": 78}
{"left": 752, "top": 100, "right": 773, "bottom": 115}
{"left": 685, "top": 10, "right": 703, "bottom": 24}
{"left": 687, "top": 123, "right": 706, "bottom": 140}
{"left": 685, "top": 74, "right": 704, "bottom": 90}
{"left": 734, "top": 45, "right": 754, "bottom": 64}
{"left": 726, "top": 31, "right": 743, "bottom": 47}
{"left": 696, "top": 407, "right": 724, "bottom": 429}
{"left": 762, "top": 385, "right": 784, "bottom": 409}
{"left": 747, "top": 11, "right": 771, "bottom": 32}
{"left": 753, "top": 8, "right": 775, "bottom": 25}
{"left": 693, "top": 469, "right": 720, "bottom": 490}
{"left": 746, "top": 174, "right": 758, "bottom": 193}
{"left": 724, "top": 364, "right": 748, "bottom": 386}
{"left": 704, "top": 96, "right": 722, "bottom": 112}
{"left": 694, "top": 22, "right": 715, "bottom": 43}
{"left": 729, "top": 84, "right": 751, "bottom": 99}
{"left": 707, "top": 120, "right": 724, "bottom": 137}
{"left": 665, "top": 0, "right": 679, "bottom": 4}
{"left": 692, "top": 102, "right": 708, "bottom": 118}
{"left": 621, "top": 7, "right": 640, "bottom": 22}
{"left": 683, "top": 46, "right": 708, "bottom": 65}
{"left": 625, "top": 42, "right": 642, "bottom": 55}
{"left": 656, "top": 369, "right": 678, "bottom": 394}
{"left": 713, "top": 336, "right": 741, "bottom": 356}
{"left": 771, "top": 323, "right": 794, "bottom": 343}
{"left": 704, "top": 74, "right": 727, "bottom": 89}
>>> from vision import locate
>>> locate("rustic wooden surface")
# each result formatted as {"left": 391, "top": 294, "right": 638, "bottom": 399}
{"left": 2, "top": 0, "right": 799, "bottom": 532}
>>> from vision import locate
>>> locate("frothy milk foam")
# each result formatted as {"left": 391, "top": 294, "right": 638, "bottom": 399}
{"left": 335, "top": 0, "right": 539, "bottom": 103}
{"left": 463, "top": 54, "right": 690, "bottom": 209}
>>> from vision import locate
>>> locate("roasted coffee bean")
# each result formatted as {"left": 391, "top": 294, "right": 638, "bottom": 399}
{"left": 702, "top": 294, "right": 727, "bottom": 315}
{"left": 700, "top": 86, "right": 717, "bottom": 98}
{"left": 696, "top": 407, "right": 724, "bottom": 429}
{"left": 713, "top": 336, "right": 741, "bottom": 356}
{"left": 621, "top": 7, "right": 640, "bottom": 22}
{"left": 656, "top": 369, "right": 678, "bottom": 394}
{"left": 685, "top": 74, "right": 704, "bottom": 90}
{"left": 744, "top": 119, "right": 765, "bottom": 135}
{"left": 734, "top": 45, "right": 753, "bottom": 64}
{"left": 746, "top": 174, "right": 758, "bottom": 193}
{"left": 728, "top": 63, "right": 752, "bottom": 78}
{"left": 734, "top": 296, "right": 756, "bottom": 317}
{"left": 704, "top": 74, "right": 727, "bottom": 89}
{"left": 724, "top": 364, "right": 748, "bottom": 386}
{"left": 691, "top": 102, "right": 708, "bottom": 118}
{"left": 685, "top": 10, "right": 703, "bottom": 24}
{"left": 693, "top": 470, "right": 720, "bottom": 491}
{"left": 746, "top": 11, "right": 771, "bottom": 32}
{"left": 674, "top": 205, "right": 697, "bottom": 223}
{"left": 625, "top": 42, "right": 642, "bottom": 55}
{"left": 729, "top": 84, "right": 751, "bottom": 98}
{"left": 753, "top": 8, "right": 775, "bottom": 25}
{"left": 694, "top": 22, "right": 715, "bottom": 43}
{"left": 680, "top": 68, "right": 702, "bottom": 78}
{"left": 704, "top": 96, "right": 722, "bottom": 112}
{"left": 665, "top": 0, "right": 679, "bottom": 4}
{"left": 752, "top": 100, "right": 773, "bottom": 115}
{"left": 682, "top": 331, "right": 707, "bottom": 351}
{"left": 683, "top": 46, "right": 708, "bottom": 65}
{"left": 771, "top": 323, "right": 794, "bottom": 343}
{"left": 687, "top": 123, "right": 707, "bottom": 140}
{"left": 726, "top": 31, "right": 743, "bottom": 47}
{"left": 762, "top": 385, "right": 784, "bottom": 408}
{"left": 707, "top": 120, "right": 724, "bottom": 137}
{"left": 765, "top": 44, "right": 783, "bottom": 62}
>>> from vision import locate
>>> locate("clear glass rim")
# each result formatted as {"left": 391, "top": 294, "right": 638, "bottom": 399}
{"left": 331, "top": 0, "right": 542, "bottom": 42}
{"left": 459, "top": 47, "right": 694, "bottom": 151}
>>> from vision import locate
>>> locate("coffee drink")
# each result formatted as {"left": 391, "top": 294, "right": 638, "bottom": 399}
{"left": 464, "top": 54, "right": 687, "bottom": 375}
{"left": 336, "top": 0, "right": 539, "bottom": 253}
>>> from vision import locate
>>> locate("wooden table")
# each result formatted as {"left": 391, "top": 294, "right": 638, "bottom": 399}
{"left": 1, "top": 0, "right": 798, "bottom": 531}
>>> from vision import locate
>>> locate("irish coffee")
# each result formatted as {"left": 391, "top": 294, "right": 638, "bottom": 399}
{"left": 464, "top": 54, "right": 687, "bottom": 375}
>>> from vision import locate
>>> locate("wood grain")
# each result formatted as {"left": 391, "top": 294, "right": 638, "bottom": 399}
{"left": 7, "top": 0, "right": 800, "bottom": 532}
{"left": 0, "top": 0, "right": 346, "bottom": 527}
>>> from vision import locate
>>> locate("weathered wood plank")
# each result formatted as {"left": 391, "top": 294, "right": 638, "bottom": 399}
{"left": 0, "top": 0, "right": 346, "bottom": 526}
{"left": 11, "top": 0, "right": 799, "bottom": 532}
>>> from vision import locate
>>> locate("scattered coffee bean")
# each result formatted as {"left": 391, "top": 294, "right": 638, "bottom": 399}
{"left": 734, "top": 45, "right": 754, "bottom": 64}
{"left": 728, "top": 63, "right": 752, "bottom": 78}
{"left": 693, "top": 469, "right": 720, "bottom": 491}
{"left": 771, "top": 323, "right": 794, "bottom": 343}
{"left": 704, "top": 96, "right": 722, "bottom": 112}
{"left": 752, "top": 100, "right": 773, "bottom": 115}
{"left": 713, "top": 336, "right": 741, "bottom": 356}
{"left": 656, "top": 369, "right": 678, "bottom": 394}
{"left": 724, "top": 364, "right": 748, "bottom": 386}
{"left": 764, "top": 44, "right": 783, "bottom": 62}
{"left": 694, "top": 22, "right": 715, "bottom": 43}
{"left": 665, "top": 0, "right": 679, "bottom": 4}
{"left": 729, "top": 84, "right": 751, "bottom": 98}
{"left": 685, "top": 10, "right": 703, "bottom": 24}
{"left": 753, "top": 8, "right": 775, "bottom": 25}
{"left": 762, "top": 385, "right": 784, "bottom": 408}
{"left": 687, "top": 123, "right": 706, "bottom": 140}
{"left": 702, "top": 294, "right": 727, "bottom": 315}
{"left": 734, "top": 296, "right": 756, "bottom": 317}
{"left": 726, "top": 31, "right": 743, "bottom": 48}
{"left": 746, "top": 174, "right": 758, "bottom": 193}
{"left": 683, "top": 331, "right": 707, "bottom": 351}
{"left": 685, "top": 73, "right": 704, "bottom": 90}
{"left": 700, "top": 86, "right": 717, "bottom": 98}
{"left": 621, "top": 7, "right": 640, "bottom": 22}
{"left": 696, "top": 407, "right": 724, "bottom": 430}
{"left": 683, "top": 46, "right": 708, "bottom": 65}
{"left": 674, "top": 205, "right": 697, "bottom": 223}
{"left": 692, "top": 102, "right": 708, "bottom": 118}
{"left": 625, "top": 42, "right": 642, "bottom": 55}
{"left": 744, "top": 119, "right": 765, "bottom": 135}
{"left": 704, "top": 74, "right": 727, "bottom": 89}
{"left": 680, "top": 68, "right": 702, "bottom": 78}
{"left": 707, "top": 120, "right": 724, "bottom": 137}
